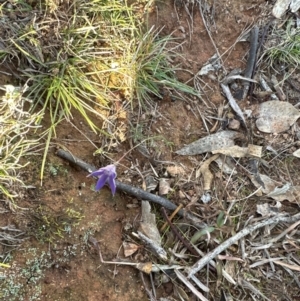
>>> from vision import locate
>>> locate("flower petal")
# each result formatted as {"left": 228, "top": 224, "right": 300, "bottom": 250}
{"left": 88, "top": 169, "right": 105, "bottom": 178}
{"left": 106, "top": 164, "right": 116, "bottom": 175}
{"left": 95, "top": 174, "right": 107, "bottom": 191}
{"left": 108, "top": 174, "right": 116, "bottom": 195}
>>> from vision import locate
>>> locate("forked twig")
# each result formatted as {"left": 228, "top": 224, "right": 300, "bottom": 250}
{"left": 88, "top": 236, "right": 183, "bottom": 274}
{"left": 187, "top": 213, "right": 300, "bottom": 278}
{"left": 174, "top": 270, "right": 209, "bottom": 301}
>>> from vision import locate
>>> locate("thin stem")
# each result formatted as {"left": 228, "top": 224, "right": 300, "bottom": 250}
{"left": 161, "top": 207, "right": 199, "bottom": 257}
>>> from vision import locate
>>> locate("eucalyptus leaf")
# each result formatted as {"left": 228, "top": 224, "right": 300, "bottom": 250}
{"left": 216, "top": 211, "right": 225, "bottom": 228}
{"left": 191, "top": 226, "right": 215, "bottom": 244}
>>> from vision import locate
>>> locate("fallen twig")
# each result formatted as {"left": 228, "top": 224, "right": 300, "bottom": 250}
{"left": 220, "top": 83, "right": 246, "bottom": 126}
{"left": 271, "top": 75, "right": 286, "bottom": 101}
{"left": 160, "top": 204, "right": 183, "bottom": 232}
{"left": 239, "top": 277, "right": 271, "bottom": 301}
{"left": 243, "top": 25, "right": 259, "bottom": 99}
{"left": 249, "top": 21, "right": 272, "bottom": 99}
{"left": 161, "top": 207, "right": 199, "bottom": 257}
{"left": 174, "top": 270, "right": 209, "bottom": 301}
{"left": 133, "top": 231, "right": 167, "bottom": 261}
{"left": 88, "top": 236, "right": 183, "bottom": 274}
{"left": 56, "top": 149, "right": 206, "bottom": 229}
{"left": 259, "top": 75, "right": 278, "bottom": 100}
{"left": 139, "top": 271, "right": 156, "bottom": 301}
{"left": 267, "top": 219, "right": 300, "bottom": 244}
{"left": 187, "top": 213, "right": 300, "bottom": 278}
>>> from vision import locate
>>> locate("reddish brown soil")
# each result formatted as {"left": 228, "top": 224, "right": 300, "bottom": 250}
{"left": 3, "top": 1, "right": 298, "bottom": 301}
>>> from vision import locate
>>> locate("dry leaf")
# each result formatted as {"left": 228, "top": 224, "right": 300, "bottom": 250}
{"left": 248, "top": 144, "right": 263, "bottom": 157}
{"left": 136, "top": 262, "right": 153, "bottom": 274}
{"left": 272, "top": 0, "right": 291, "bottom": 18}
{"left": 139, "top": 201, "right": 162, "bottom": 246}
{"left": 256, "top": 203, "right": 272, "bottom": 216}
{"left": 250, "top": 174, "right": 300, "bottom": 202}
{"left": 123, "top": 241, "right": 139, "bottom": 257}
{"left": 166, "top": 165, "right": 185, "bottom": 177}
{"left": 251, "top": 174, "right": 277, "bottom": 193}
{"left": 212, "top": 145, "right": 248, "bottom": 157}
{"left": 159, "top": 178, "right": 171, "bottom": 196}
{"left": 255, "top": 101, "right": 300, "bottom": 133}
{"left": 293, "top": 149, "right": 300, "bottom": 158}
{"left": 257, "top": 202, "right": 282, "bottom": 216}
{"left": 196, "top": 154, "right": 219, "bottom": 190}
{"left": 268, "top": 185, "right": 300, "bottom": 202}
{"left": 214, "top": 155, "right": 237, "bottom": 175}
{"left": 291, "top": 0, "right": 300, "bottom": 12}
{"left": 144, "top": 175, "right": 157, "bottom": 192}
{"left": 176, "top": 131, "right": 242, "bottom": 155}
{"left": 212, "top": 144, "right": 262, "bottom": 158}
{"left": 267, "top": 183, "right": 291, "bottom": 197}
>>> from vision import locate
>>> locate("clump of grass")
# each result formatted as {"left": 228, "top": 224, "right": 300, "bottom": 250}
{"left": 1, "top": 0, "right": 200, "bottom": 181}
{"left": 132, "top": 26, "right": 199, "bottom": 107}
{"left": 22, "top": 0, "right": 140, "bottom": 179}
{"left": 0, "top": 84, "right": 42, "bottom": 206}
{"left": 262, "top": 19, "right": 300, "bottom": 70}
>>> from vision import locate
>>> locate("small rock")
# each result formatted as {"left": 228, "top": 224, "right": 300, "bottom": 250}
{"left": 178, "top": 190, "right": 186, "bottom": 199}
{"left": 166, "top": 165, "right": 185, "bottom": 177}
{"left": 159, "top": 178, "right": 171, "bottom": 196}
{"left": 228, "top": 118, "right": 240, "bottom": 130}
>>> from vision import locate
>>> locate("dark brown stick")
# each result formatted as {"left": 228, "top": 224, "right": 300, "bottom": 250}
{"left": 161, "top": 207, "right": 199, "bottom": 257}
{"left": 56, "top": 149, "right": 206, "bottom": 229}
{"left": 249, "top": 21, "right": 272, "bottom": 100}
{"left": 243, "top": 26, "right": 259, "bottom": 99}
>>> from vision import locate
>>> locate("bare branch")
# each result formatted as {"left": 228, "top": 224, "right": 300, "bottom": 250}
{"left": 187, "top": 213, "right": 300, "bottom": 278}
{"left": 220, "top": 83, "right": 246, "bottom": 126}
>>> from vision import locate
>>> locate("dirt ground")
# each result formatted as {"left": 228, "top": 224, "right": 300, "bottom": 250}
{"left": 1, "top": 1, "right": 300, "bottom": 301}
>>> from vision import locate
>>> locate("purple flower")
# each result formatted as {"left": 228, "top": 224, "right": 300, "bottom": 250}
{"left": 87, "top": 164, "right": 117, "bottom": 195}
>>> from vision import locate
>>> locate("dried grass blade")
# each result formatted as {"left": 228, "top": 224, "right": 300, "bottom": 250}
{"left": 273, "top": 260, "right": 300, "bottom": 272}
{"left": 174, "top": 270, "right": 209, "bottom": 301}
{"left": 190, "top": 274, "right": 210, "bottom": 293}
{"left": 267, "top": 220, "right": 300, "bottom": 243}
{"left": 249, "top": 257, "right": 285, "bottom": 268}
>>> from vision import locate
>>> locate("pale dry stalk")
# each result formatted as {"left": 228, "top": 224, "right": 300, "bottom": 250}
{"left": 187, "top": 213, "right": 300, "bottom": 278}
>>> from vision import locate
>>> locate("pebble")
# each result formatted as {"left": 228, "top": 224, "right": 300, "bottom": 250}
{"left": 228, "top": 118, "right": 240, "bottom": 130}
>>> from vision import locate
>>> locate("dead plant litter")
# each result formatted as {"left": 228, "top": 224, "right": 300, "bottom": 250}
{"left": 255, "top": 100, "right": 300, "bottom": 133}
{"left": 176, "top": 130, "right": 243, "bottom": 156}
